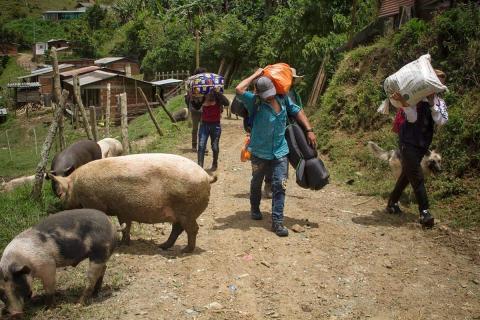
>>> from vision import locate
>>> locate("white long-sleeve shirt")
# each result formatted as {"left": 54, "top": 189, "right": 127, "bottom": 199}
{"left": 402, "top": 94, "right": 448, "bottom": 125}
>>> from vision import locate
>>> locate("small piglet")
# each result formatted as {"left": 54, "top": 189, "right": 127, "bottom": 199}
{"left": 0, "top": 209, "right": 117, "bottom": 318}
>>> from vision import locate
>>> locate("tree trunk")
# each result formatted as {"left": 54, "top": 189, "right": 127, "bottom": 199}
{"left": 105, "top": 83, "right": 111, "bottom": 137}
{"left": 119, "top": 93, "right": 130, "bottom": 154}
{"left": 73, "top": 75, "right": 93, "bottom": 140}
{"left": 195, "top": 29, "right": 201, "bottom": 69}
{"left": 31, "top": 90, "right": 69, "bottom": 202}
{"left": 51, "top": 47, "right": 66, "bottom": 150}
{"left": 217, "top": 58, "right": 226, "bottom": 75}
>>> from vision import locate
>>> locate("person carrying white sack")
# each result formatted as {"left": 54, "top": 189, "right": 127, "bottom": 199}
{"left": 386, "top": 68, "right": 448, "bottom": 229}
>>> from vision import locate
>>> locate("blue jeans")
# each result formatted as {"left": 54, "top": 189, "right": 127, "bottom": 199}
{"left": 250, "top": 155, "right": 288, "bottom": 223}
{"left": 198, "top": 122, "right": 221, "bottom": 168}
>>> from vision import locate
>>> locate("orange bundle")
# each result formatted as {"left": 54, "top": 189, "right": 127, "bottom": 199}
{"left": 240, "top": 135, "right": 251, "bottom": 162}
{"left": 263, "top": 63, "right": 293, "bottom": 95}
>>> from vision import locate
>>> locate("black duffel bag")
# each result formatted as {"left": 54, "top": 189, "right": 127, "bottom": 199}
{"left": 285, "top": 122, "right": 317, "bottom": 167}
{"left": 287, "top": 122, "right": 329, "bottom": 190}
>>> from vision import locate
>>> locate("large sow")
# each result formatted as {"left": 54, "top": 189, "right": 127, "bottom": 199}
{"left": 0, "top": 209, "right": 117, "bottom": 317}
{"left": 49, "top": 153, "right": 217, "bottom": 253}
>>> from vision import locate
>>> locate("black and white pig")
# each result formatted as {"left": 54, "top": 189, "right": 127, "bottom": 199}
{"left": 0, "top": 209, "right": 117, "bottom": 318}
{"left": 48, "top": 140, "right": 102, "bottom": 196}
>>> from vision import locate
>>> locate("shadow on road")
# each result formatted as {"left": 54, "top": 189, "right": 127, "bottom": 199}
{"left": 115, "top": 239, "right": 206, "bottom": 257}
{"left": 213, "top": 210, "right": 319, "bottom": 232}
{"left": 351, "top": 209, "right": 418, "bottom": 227}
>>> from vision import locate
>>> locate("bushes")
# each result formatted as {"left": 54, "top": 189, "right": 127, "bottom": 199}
{"left": 312, "top": 5, "right": 480, "bottom": 227}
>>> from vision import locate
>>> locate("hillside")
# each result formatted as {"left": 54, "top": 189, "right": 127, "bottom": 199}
{"left": 0, "top": 0, "right": 113, "bottom": 20}
{"left": 311, "top": 5, "right": 480, "bottom": 228}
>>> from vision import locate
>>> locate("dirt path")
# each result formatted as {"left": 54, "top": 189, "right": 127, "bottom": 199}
{"left": 35, "top": 112, "right": 479, "bottom": 319}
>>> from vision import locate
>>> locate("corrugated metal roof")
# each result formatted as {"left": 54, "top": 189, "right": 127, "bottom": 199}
{"left": 63, "top": 70, "right": 117, "bottom": 87}
{"left": 60, "top": 66, "right": 100, "bottom": 77}
{"left": 7, "top": 82, "right": 41, "bottom": 88}
{"left": 18, "top": 64, "right": 74, "bottom": 79}
{"left": 151, "top": 78, "right": 183, "bottom": 86}
{"left": 94, "top": 57, "right": 126, "bottom": 65}
{"left": 379, "top": 0, "right": 415, "bottom": 18}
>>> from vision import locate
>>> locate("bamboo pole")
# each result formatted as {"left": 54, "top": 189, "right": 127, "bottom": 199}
{"left": 105, "top": 83, "right": 111, "bottom": 137}
{"left": 90, "top": 106, "right": 98, "bottom": 142}
{"left": 51, "top": 47, "right": 66, "bottom": 150}
{"left": 119, "top": 93, "right": 130, "bottom": 154}
{"left": 31, "top": 90, "right": 69, "bottom": 201}
{"left": 137, "top": 88, "right": 163, "bottom": 136}
{"left": 5, "top": 130, "right": 12, "bottom": 161}
{"left": 73, "top": 75, "right": 93, "bottom": 140}
{"left": 33, "top": 127, "right": 38, "bottom": 155}
{"left": 155, "top": 93, "right": 177, "bottom": 124}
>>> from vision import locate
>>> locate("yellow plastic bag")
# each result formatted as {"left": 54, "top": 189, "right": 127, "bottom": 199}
{"left": 263, "top": 63, "right": 293, "bottom": 95}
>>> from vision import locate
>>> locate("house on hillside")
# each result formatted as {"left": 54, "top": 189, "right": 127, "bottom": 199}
{"left": 378, "top": 0, "right": 453, "bottom": 28}
{"left": 18, "top": 64, "right": 75, "bottom": 96}
{"left": 56, "top": 58, "right": 95, "bottom": 68}
{"left": 6, "top": 82, "right": 42, "bottom": 108}
{"left": 94, "top": 57, "right": 140, "bottom": 76}
{"left": 0, "top": 43, "right": 18, "bottom": 56}
{"left": 43, "top": 8, "right": 86, "bottom": 21}
{"left": 34, "top": 39, "right": 71, "bottom": 61}
{"left": 62, "top": 70, "right": 155, "bottom": 123}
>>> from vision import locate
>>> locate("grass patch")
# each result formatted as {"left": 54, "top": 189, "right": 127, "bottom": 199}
{"left": 0, "top": 183, "right": 59, "bottom": 250}
{"left": 0, "top": 56, "right": 27, "bottom": 87}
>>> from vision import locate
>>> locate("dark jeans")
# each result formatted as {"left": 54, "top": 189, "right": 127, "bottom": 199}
{"left": 191, "top": 111, "right": 201, "bottom": 149}
{"left": 251, "top": 156, "right": 288, "bottom": 223}
{"left": 388, "top": 144, "right": 429, "bottom": 213}
{"left": 198, "top": 122, "right": 221, "bottom": 168}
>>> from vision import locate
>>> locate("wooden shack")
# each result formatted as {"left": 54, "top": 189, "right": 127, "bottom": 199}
{"left": 6, "top": 82, "right": 42, "bottom": 107}
{"left": 0, "top": 43, "right": 18, "bottom": 56}
{"left": 18, "top": 64, "right": 75, "bottom": 95}
{"left": 62, "top": 70, "right": 156, "bottom": 123}
{"left": 94, "top": 57, "right": 140, "bottom": 75}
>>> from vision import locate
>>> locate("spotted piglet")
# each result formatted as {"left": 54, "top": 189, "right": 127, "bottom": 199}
{"left": 0, "top": 209, "right": 118, "bottom": 318}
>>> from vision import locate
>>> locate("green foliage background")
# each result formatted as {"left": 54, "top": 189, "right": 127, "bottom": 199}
{"left": 0, "top": 1, "right": 479, "bottom": 228}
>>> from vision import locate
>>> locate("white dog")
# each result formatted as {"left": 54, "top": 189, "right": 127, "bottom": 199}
{"left": 367, "top": 141, "right": 442, "bottom": 179}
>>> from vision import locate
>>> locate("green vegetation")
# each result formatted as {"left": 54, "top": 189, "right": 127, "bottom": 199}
{"left": 313, "top": 4, "right": 480, "bottom": 228}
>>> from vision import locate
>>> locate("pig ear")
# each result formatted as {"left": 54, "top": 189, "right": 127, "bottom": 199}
{"left": 65, "top": 165, "right": 75, "bottom": 177}
{"left": 48, "top": 174, "right": 70, "bottom": 193}
{"left": 10, "top": 264, "right": 31, "bottom": 276}
{"left": 45, "top": 170, "right": 57, "bottom": 180}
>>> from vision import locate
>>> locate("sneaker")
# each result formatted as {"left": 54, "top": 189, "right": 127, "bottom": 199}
{"left": 263, "top": 182, "right": 272, "bottom": 199}
{"left": 251, "top": 211, "right": 263, "bottom": 220}
{"left": 419, "top": 210, "right": 434, "bottom": 229}
{"left": 386, "top": 203, "right": 402, "bottom": 214}
{"left": 272, "top": 222, "right": 288, "bottom": 237}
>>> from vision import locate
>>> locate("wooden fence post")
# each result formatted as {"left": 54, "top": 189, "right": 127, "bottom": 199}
{"left": 33, "top": 127, "right": 38, "bottom": 155}
{"left": 74, "top": 104, "right": 79, "bottom": 129}
{"left": 120, "top": 93, "right": 130, "bottom": 154}
{"left": 31, "top": 90, "right": 69, "bottom": 201}
{"left": 105, "top": 83, "right": 111, "bottom": 137}
{"left": 73, "top": 75, "right": 93, "bottom": 140}
{"left": 90, "top": 106, "right": 98, "bottom": 141}
{"left": 5, "top": 130, "right": 12, "bottom": 161}
{"left": 137, "top": 88, "right": 163, "bottom": 136}
{"left": 155, "top": 93, "right": 179, "bottom": 127}
{"left": 51, "top": 47, "right": 66, "bottom": 150}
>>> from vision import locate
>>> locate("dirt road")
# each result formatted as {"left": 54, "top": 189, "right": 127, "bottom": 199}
{"left": 32, "top": 116, "right": 479, "bottom": 319}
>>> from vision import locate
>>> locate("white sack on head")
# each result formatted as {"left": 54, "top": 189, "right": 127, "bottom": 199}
{"left": 384, "top": 54, "right": 447, "bottom": 107}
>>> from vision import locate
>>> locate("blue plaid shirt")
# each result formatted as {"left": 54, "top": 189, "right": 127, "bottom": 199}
{"left": 237, "top": 91, "right": 301, "bottom": 160}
